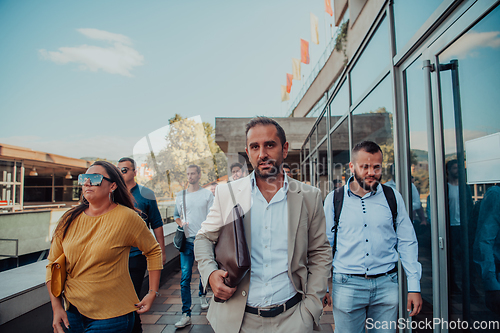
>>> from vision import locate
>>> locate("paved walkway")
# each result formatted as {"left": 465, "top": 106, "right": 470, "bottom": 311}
{"left": 140, "top": 263, "right": 335, "bottom": 332}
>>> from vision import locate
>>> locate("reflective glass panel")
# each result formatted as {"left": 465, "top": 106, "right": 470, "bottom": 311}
{"left": 352, "top": 75, "right": 394, "bottom": 181}
{"left": 439, "top": 6, "right": 500, "bottom": 329}
{"left": 393, "top": 0, "right": 444, "bottom": 53}
{"left": 329, "top": 118, "right": 350, "bottom": 191}
{"left": 330, "top": 79, "right": 349, "bottom": 118}
{"left": 317, "top": 138, "right": 329, "bottom": 199}
{"left": 350, "top": 17, "right": 390, "bottom": 103}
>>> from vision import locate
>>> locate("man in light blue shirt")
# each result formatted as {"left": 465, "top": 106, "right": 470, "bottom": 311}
{"left": 323, "top": 141, "right": 422, "bottom": 332}
{"left": 173, "top": 164, "right": 214, "bottom": 328}
{"left": 194, "top": 117, "right": 331, "bottom": 333}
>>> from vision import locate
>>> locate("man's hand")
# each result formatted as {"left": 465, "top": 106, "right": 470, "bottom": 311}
{"left": 208, "top": 270, "right": 237, "bottom": 301}
{"left": 322, "top": 292, "right": 332, "bottom": 308}
{"left": 407, "top": 292, "right": 422, "bottom": 316}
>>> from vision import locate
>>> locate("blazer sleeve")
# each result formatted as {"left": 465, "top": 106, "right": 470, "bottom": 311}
{"left": 302, "top": 189, "right": 333, "bottom": 327}
{"left": 195, "top": 184, "right": 225, "bottom": 290}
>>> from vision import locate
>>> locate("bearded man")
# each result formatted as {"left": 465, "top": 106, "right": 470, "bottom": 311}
{"left": 194, "top": 116, "right": 331, "bottom": 333}
{"left": 322, "top": 141, "right": 422, "bottom": 333}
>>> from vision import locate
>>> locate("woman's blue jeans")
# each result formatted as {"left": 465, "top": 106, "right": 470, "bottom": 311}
{"left": 66, "top": 304, "right": 135, "bottom": 333}
{"left": 180, "top": 239, "right": 205, "bottom": 315}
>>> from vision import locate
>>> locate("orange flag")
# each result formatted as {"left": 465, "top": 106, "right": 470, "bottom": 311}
{"left": 325, "top": 0, "right": 333, "bottom": 16}
{"left": 286, "top": 73, "right": 293, "bottom": 93}
{"left": 300, "top": 39, "right": 310, "bottom": 64}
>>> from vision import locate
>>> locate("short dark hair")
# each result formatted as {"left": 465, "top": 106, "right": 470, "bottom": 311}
{"left": 245, "top": 117, "right": 287, "bottom": 148}
{"left": 352, "top": 141, "right": 383, "bottom": 156}
{"left": 187, "top": 164, "right": 201, "bottom": 174}
{"left": 446, "top": 159, "right": 458, "bottom": 172}
{"left": 118, "top": 157, "right": 136, "bottom": 169}
{"left": 230, "top": 162, "right": 243, "bottom": 172}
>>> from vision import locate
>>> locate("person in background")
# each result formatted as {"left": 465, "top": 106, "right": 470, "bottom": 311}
{"left": 174, "top": 165, "right": 214, "bottom": 328}
{"left": 46, "top": 161, "right": 162, "bottom": 333}
{"left": 117, "top": 157, "right": 166, "bottom": 333}
{"left": 282, "top": 163, "right": 291, "bottom": 176}
{"left": 230, "top": 162, "right": 244, "bottom": 181}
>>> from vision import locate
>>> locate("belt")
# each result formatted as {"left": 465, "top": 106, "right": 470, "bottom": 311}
{"left": 350, "top": 266, "right": 398, "bottom": 279}
{"left": 245, "top": 293, "right": 302, "bottom": 318}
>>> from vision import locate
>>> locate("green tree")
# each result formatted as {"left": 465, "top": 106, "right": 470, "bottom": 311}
{"left": 143, "top": 114, "right": 226, "bottom": 198}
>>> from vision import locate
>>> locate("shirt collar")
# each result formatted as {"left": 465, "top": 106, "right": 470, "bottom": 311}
{"left": 250, "top": 171, "right": 289, "bottom": 194}
{"left": 346, "top": 176, "right": 380, "bottom": 198}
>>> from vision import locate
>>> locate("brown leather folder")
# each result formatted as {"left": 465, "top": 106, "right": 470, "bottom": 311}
{"left": 213, "top": 184, "right": 250, "bottom": 302}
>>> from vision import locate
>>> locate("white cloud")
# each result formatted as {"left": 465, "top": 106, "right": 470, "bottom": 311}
{"left": 39, "top": 28, "right": 143, "bottom": 77}
{"left": 0, "top": 135, "right": 141, "bottom": 161}
{"left": 441, "top": 31, "right": 500, "bottom": 60}
{"left": 77, "top": 28, "right": 132, "bottom": 45}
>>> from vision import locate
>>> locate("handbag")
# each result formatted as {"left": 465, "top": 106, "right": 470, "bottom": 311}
{"left": 173, "top": 226, "right": 186, "bottom": 252}
{"left": 213, "top": 183, "right": 251, "bottom": 302}
{"left": 51, "top": 253, "right": 67, "bottom": 298}
{"left": 173, "top": 190, "right": 187, "bottom": 252}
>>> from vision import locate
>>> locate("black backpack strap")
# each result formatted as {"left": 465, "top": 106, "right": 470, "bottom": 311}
{"left": 381, "top": 184, "right": 398, "bottom": 232}
{"left": 331, "top": 186, "right": 345, "bottom": 257}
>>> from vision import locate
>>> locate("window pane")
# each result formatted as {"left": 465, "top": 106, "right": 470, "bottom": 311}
{"left": 330, "top": 80, "right": 349, "bottom": 118}
{"left": 393, "top": 0, "right": 444, "bottom": 53}
{"left": 318, "top": 113, "right": 327, "bottom": 141}
{"left": 350, "top": 17, "right": 390, "bottom": 103}
{"left": 330, "top": 118, "right": 350, "bottom": 190}
{"left": 352, "top": 76, "right": 394, "bottom": 180}
{"left": 317, "top": 139, "right": 328, "bottom": 198}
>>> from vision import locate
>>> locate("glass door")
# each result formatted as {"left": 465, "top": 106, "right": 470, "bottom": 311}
{"left": 425, "top": 4, "right": 500, "bottom": 331}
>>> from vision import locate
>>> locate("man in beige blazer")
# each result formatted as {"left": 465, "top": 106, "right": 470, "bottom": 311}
{"left": 195, "top": 117, "right": 332, "bottom": 333}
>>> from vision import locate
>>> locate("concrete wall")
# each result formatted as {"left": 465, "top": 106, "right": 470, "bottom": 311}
{"left": 0, "top": 209, "right": 68, "bottom": 257}
{"left": 215, "top": 117, "right": 317, "bottom": 153}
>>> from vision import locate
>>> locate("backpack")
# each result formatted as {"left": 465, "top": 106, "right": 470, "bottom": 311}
{"left": 331, "top": 184, "right": 398, "bottom": 257}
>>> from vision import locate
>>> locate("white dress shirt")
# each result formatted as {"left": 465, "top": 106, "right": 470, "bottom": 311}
{"left": 324, "top": 177, "right": 422, "bottom": 292}
{"left": 247, "top": 172, "right": 297, "bottom": 307}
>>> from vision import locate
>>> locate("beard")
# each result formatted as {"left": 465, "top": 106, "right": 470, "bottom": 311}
{"left": 353, "top": 169, "right": 381, "bottom": 192}
{"left": 254, "top": 157, "right": 282, "bottom": 179}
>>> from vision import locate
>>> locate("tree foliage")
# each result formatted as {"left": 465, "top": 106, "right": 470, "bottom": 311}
{"left": 142, "top": 114, "right": 227, "bottom": 199}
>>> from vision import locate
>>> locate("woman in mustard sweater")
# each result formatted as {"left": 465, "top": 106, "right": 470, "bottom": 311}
{"left": 46, "top": 161, "right": 163, "bottom": 333}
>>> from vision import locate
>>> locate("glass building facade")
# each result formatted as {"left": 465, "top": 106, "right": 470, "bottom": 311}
{"left": 299, "top": 0, "right": 500, "bottom": 331}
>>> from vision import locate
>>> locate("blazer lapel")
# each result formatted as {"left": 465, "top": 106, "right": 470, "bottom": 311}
{"left": 287, "top": 179, "right": 303, "bottom": 269}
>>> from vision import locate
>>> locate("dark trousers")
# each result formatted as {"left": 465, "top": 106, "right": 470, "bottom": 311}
{"left": 129, "top": 255, "right": 147, "bottom": 333}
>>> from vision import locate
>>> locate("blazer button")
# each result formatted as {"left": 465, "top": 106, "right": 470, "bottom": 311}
{"left": 242, "top": 291, "right": 247, "bottom": 297}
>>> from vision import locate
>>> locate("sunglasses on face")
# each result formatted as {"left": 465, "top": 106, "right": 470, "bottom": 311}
{"left": 120, "top": 167, "right": 134, "bottom": 174}
{"left": 78, "top": 174, "right": 113, "bottom": 186}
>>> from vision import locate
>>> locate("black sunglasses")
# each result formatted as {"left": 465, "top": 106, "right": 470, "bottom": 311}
{"left": 78, "top": 174, "right": 113, "bottom": 186}
{"left": 120, "top": 167, "right": 135, "bottom": 174}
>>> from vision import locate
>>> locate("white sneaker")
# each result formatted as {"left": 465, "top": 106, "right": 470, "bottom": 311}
{"left": 175, "top": 313, "right": 191, "bottom": 328}
{"left": 200, "top": 296, "right": 209, "bottom": 310}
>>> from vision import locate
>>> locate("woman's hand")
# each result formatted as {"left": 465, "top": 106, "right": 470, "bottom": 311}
{"left": 135, "top": 291, "right": 157, "bottom": 314}
{"left": 52, "top": 305, "right": 69, "bottom": 333}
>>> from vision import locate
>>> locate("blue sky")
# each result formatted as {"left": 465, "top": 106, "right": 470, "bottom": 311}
{"left": 0, "top": 0, "right": 336, "bottom": 160}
